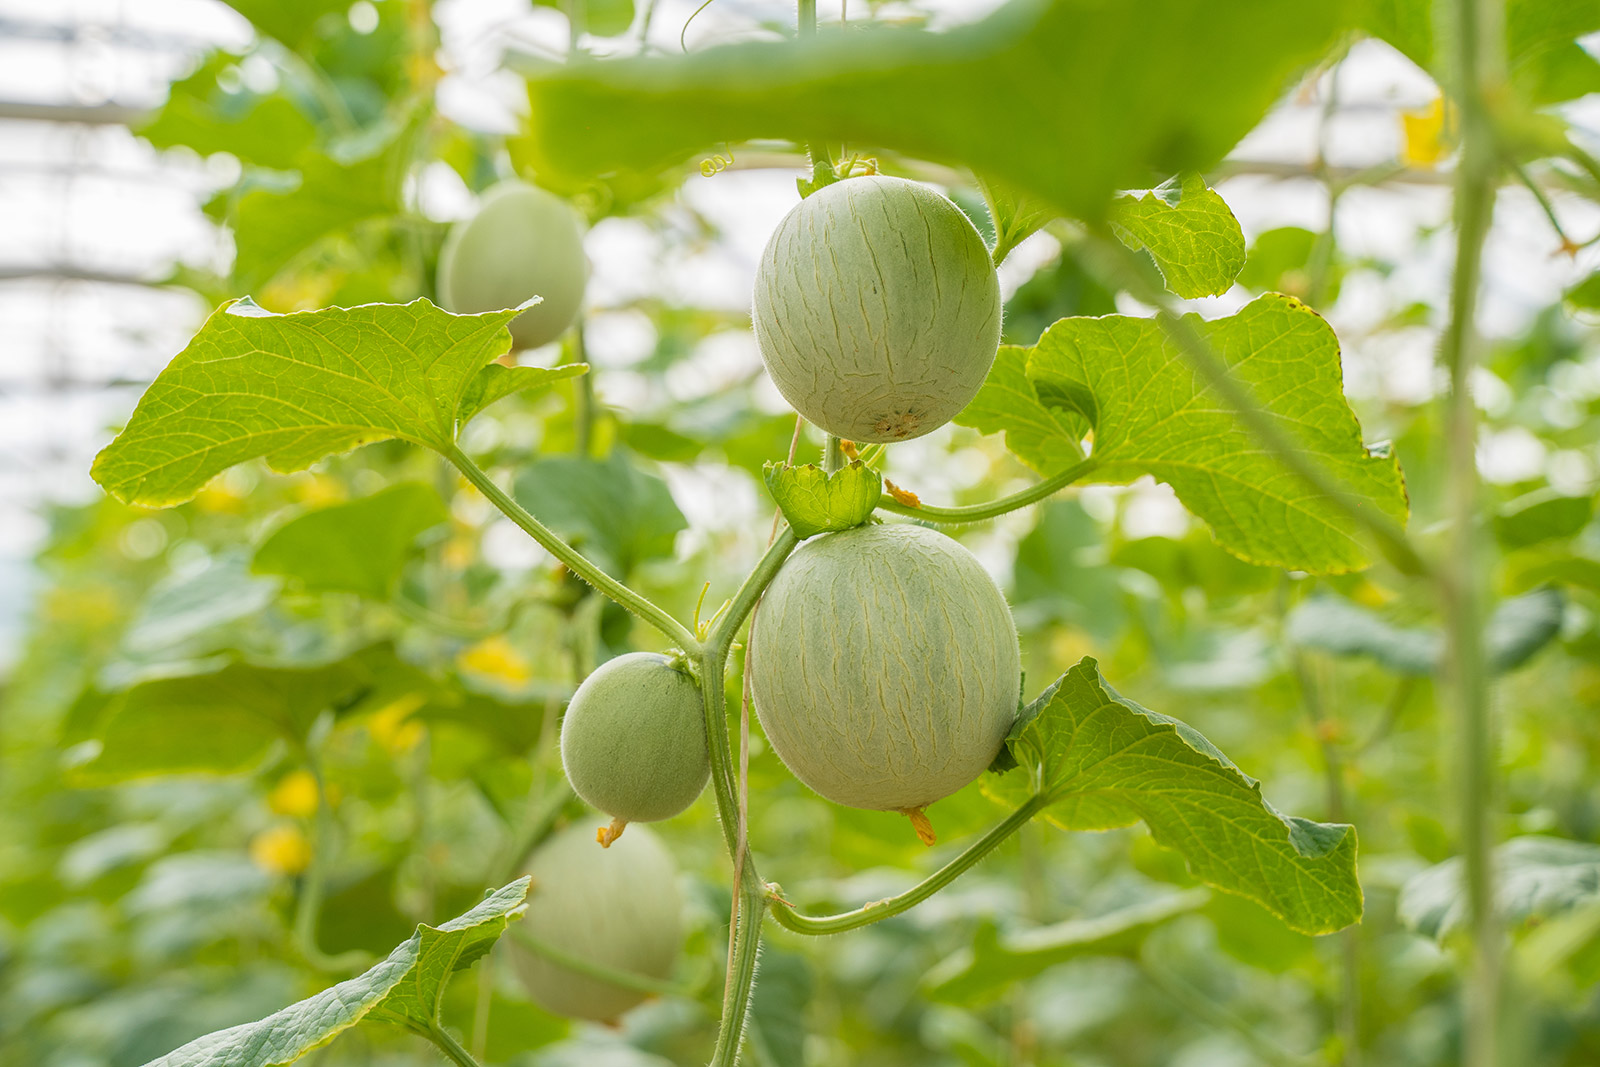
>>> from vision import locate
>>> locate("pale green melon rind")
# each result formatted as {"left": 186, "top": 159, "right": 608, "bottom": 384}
{"left": 438, "top": 180, "right": 589, "bottom": 351}
{"left": 750, "top": 522, "right": 1020, "bottom": 811}
{"left": 510, "top": 823, "right": 683, "bottom": 1021}
{"left": 752, "top": 175, "right": 1002, "bottom": 444}
{"left": 560, "top": 651, "right": 710, "bottom": 823}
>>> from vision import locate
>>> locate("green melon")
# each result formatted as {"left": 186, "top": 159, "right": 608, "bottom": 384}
{"left": 752, "top": 175, "right": 1002, "bottom": 443}
{"left": 750, "top": 522, "right": 1020, "bottom": 812}
{"left": 510, "top": 822, "right": 683, "bottom": 1021}
{"left": 560, "top": 652, "right": 709, "bottom": 825}
{"left": 437, "top": 180, "right": 588, "bottom": 351}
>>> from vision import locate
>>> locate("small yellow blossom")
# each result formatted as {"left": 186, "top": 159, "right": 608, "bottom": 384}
{"left": 1401, "top": 96, "right": 1453, "bottom": 169}
{"left": 267, "top": 769, "right": 321, "bottom": 818}
{"left": 250, "top": 824, "right": 313, "bottom": 876}
{"left": 457, "top": 635, "right": 533, "bottom": 686}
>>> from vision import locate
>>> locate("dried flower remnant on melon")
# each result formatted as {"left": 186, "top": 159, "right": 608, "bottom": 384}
{"left": 596, "top": 816, "right": 628, "bottom": 848}
{"left": 884, "top": 479, "right": 920, "bottom": 507}
{"left": 904, "top": 807, "right": 937, "bottom": 846}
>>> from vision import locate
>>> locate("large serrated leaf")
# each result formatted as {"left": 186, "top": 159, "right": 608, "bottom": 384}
{"left": 953, "top": 347, "right": 1086, "bottom": 477}
{"left": 762, "top": 461, "right": 882, "bottom": 540}
{"left": 1025, "top": 293, "right": 1409, "bottom": 574}
{"left": 986, "top": 659, "right": 1362, "bottom": 934}
{"left": 517, "top": 0, "right": 1343, "bottom": 218}
{"left": 1110, "top": 174, "right": 1246, "bottom": 298}
{"left": 91, "top": 299, "right": 580, "bottom": 509}
{"left": 140, "top": 878, "right": 531, "bottom": 1067}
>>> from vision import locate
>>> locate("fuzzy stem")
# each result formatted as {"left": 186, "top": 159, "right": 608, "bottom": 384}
{"left": 445, "top": 445, "right": 700, "bottom": 652}
{"left": 1440, "top": 0, "right": 1505, "bottom": 1062}
{"left": 427, "top": 1023, "right": 486, "bottom": 1067}
{"left": 875, "top": 459, "right": 1099, "bottom": 524}
{"left": 767, "top": 796, "right": 1048, "bottom": 935}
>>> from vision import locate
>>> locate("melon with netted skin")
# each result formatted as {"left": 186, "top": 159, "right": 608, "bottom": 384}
{"left": 509, "top": 822, "right": 683, "bottom": 1021}
{"left": 437, "top": 180, "right": 588, "bottom": 351}
{"left": 752, "top": 175, "right": 1002, "bottom": 443}
{"left": 750, "top": 522, "right": 1020, "bottom": 813}
{"left": 560, "top": 651, "right": 709, "bottom": 825}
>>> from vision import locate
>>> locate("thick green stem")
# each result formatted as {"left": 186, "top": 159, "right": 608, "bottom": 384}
{"left": 427, "top": 1022, "right": 486, "bottom": 1067}
{"left": 822, "top": 434, "right": 844, "bottom": 473}
{"left": 768, "top": 796, "right": 1048, "bottom": 935}
{"left": 696, "top": 529, "right": 799, "bottom": 1066}
{"left": 712, "top": 888, "right": 767, "bottom": 1067}
{"left": 876, "top": 459, "right": 1099, "bottom": 525}
{"left": 445, "top": 445, "right": 700, "bottom": 653}
{"left": 1441, "top": 0, "right": 1504, "bottom": 1063}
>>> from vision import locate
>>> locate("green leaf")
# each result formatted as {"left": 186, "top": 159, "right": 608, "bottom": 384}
{"left": 1110, "top": 174, "right": 1246, "bottom": 298}
{"left": 230, "top": 142, "right": 405, "bottom": 289}
{"left": 762, "top": 461, "right": 882, "bottom": 540}
{"left": 981, "top": 178, "right": 1057, "bottom": 264}
{"left": 221, "top": 0, "right": 352, "bottom": 53}
{"left": 76, "top": 645, "right": 433, "bottom": 782}
{"left": 535, "top": 0, "right": 635, "bottom": 36}
{"left": 954, "top": 346, "right": 1087, "bottom": 478}
{"left": 1356, "top": 0, "right": 1600, "bottom": 105}
{"left": 513, "top": 451, "right": 687, "bottom": 577}
{"left": 1237, "top": 226, "right": 1336, "bottom": 301}
{"left": 457, "top": 362, "right": 588, "bottom": 425}
{"left": 1399, "top": 837, "right": 1600, "bottom": 941}
{"left": 1025, "top": 293, "right": 1408, "bottom": 574}
{"left": 252, "top": 483, "right": 450, "bottom": 599}
{"left": 91, "top": 299, "right": 524, "bottom": 508}
{"left": 140, "top": 878, "right": 531, "bottom": 1067}
{"left": 139, "top": 52, "right": 318, "bottom": 170}
{"left": 986, "top": 659, "right": 1362, "bottom": 934}
{"left": 518, "top": 0, "right": 1344, "bottom": 218}
{"left": 1494, "top": 489, "right": 1595, "bottom": 549}
{"left": 1287, "top": 588, "right": 1565, "bottom": 676}
{"left": 923, "top": 889, "right": 1208, "bottom": 1003}
{"left": 1565, "top": 270, "right": 1600, "bottom": 311}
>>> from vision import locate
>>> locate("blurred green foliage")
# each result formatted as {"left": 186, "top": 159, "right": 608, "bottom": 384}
{"left": 6, "top": 1, "right": 1600, "bottom": 1066}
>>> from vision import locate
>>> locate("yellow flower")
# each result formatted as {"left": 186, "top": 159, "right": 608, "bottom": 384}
{"left": 250, "top": 824, "right": 312, "bottom": 876}
{"left": 267, "top": 769, "right": 321, "bottom": 818}
{"left": 367, "top": 692, "right": 428, "bottom": 755}
{"left": 457, "top": 635, "right": 532, "bottom": 686}
{"left": 1401, "top": 96, "right": 1453, "bottom": 169}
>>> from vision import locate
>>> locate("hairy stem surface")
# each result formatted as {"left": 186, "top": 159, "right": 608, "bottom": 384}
{"left": 768, "top": 796, "right": 1048, "bottom": 935}
{"left": 445, "top": 445, "right": 699, "bottom": 652}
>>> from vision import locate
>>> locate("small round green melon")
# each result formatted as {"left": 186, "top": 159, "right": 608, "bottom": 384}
{"left": 750, "top": 522, "right": 1020, "bottom": 812}
{"left": 560, "top": 652, "right": 709, "bottom": 824}
{"left": 752, "top": 175, "right": 1002, "bottom": 443}
{"left": 437, "top": 180, "right": 589, "bottom": 351}
{"left": 510, "top": 822, "right": 683, "bottom": 1021}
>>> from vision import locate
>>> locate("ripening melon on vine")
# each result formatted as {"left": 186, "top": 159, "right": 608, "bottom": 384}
{"left": 752, "top": 175, "right": 1002, "bottom": 443}
{"left": 437, "top": 179, "right": 589, "bottom": 350}
{"left": 560, "top": 651, "right": 710, "bottom": 831}
{"left": 509, "top": 822, "right": 683, "bottom": 1022}
{"left": 750, "top": 522, "right": 1020, "bottom": 833}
